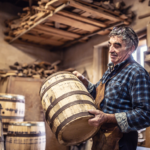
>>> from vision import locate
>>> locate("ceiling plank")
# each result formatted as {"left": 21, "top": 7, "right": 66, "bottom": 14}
{"left": 31, "top": 28, "right": 75, "bottom": 40}
{"left": 21, "top": 34, "right": 64, "bottom": 46}
{"left": 48, "top": 14, "right": 100, "bottom": 32}
{"left": 36, "top": 24, "right": 81, "bottom": 38}
{"left": 58, "top": 10, "right": 106, "bottom": 27}
{"left": 69, "top": 0, "right": 121, "bottom": 22}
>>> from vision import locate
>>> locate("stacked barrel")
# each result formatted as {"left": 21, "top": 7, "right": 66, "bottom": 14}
{"left": 0, "top": 94, "right": 46, "bottom": 150}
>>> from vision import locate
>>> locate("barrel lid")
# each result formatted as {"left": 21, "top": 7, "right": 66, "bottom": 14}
{"left": 40, "top": 71, "right": 73, "bottom": 97}
{"left": 0, "top": 93, "right": 25, "bottom": 100}
{"left": 8, "top": 121, "right": 45, "bottom": 126}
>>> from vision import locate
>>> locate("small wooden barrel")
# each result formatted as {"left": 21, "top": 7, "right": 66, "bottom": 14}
{"left": 0, "top": 94, "right": 25, "bottom": 134}
{"left": 40, "top": 71, "right": 98, "bottom": 146}
{"left": 5, "top": 122, "right": 46, "bottom": 150}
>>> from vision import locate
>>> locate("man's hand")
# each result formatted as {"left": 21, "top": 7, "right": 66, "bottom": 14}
{"left": 88, "top": 109, "right": 117, "bottom": 127}
{"left": 72, "top": 71, "right": 89, "bottom": 88}
{"left": 88, "top": 110, "right": 108, "bottom": 127}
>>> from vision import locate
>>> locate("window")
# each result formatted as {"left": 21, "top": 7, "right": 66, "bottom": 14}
{"left": 140, "top": 46, "right": 147, "bottom": 67}
{"left": 132, "top": 46, "right": 147, "bottom": 67}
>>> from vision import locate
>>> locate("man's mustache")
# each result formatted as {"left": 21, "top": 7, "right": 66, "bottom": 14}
{"left": 110, "top": 52, "right": 117, "bottom": 56}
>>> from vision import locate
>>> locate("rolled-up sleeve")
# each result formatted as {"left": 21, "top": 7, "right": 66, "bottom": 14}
{"left": 115, "top": 71, "right": 150, "bottom": 133}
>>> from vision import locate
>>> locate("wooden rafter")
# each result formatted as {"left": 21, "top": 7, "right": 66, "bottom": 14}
{"left": 58, "top": 10, "right": 107, "bottom": 27}
{"left": 68, "top": 0, "right": 121, "bottom": 22}
{"left": 21, "top": 34, "right": 64, "bottom": 46}
{"left": 31, "top": 28, "right": 75, "bottom": 40}
{"left": 48, "top": 14, "right": 100, "bottom": 32}
{"left": 9, "top": 1, "right": 70, "bottom": 43}
{"left": 36, "top": 24, "right": 81, "bottom": 38}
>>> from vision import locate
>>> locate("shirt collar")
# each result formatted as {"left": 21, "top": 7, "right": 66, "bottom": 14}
{"left": 107, "top": 55, "right": 134, "bottom": 72}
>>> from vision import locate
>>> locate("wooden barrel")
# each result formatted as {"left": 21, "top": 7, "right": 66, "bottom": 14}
{"left": 40, "top": 71, "right": 98, "bottom": 146}
{"left": 5, "top": 122, "right": 46, "bottom": 150}
{"left": 0, "top": 94, "right": 25, "bottom": 134}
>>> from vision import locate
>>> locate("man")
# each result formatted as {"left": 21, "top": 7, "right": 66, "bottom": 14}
{"left": 73, "top": 26, "right": 150, "bottom": 150}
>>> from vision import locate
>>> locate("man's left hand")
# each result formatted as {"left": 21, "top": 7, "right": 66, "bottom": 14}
{"left": 88, "top": 110, "right": 117, "bottom": 127}
{"left": 88, "top": 109, "right": 108, "bottom": 127}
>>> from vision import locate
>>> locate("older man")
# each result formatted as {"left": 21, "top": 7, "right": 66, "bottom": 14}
{"left": 73, "top": 27, "right": 150, "bottom": 150}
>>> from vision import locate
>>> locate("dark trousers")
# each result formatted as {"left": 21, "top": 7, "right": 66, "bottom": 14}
{"left": 119, "top": 131, "right": 138, "bottom": 150}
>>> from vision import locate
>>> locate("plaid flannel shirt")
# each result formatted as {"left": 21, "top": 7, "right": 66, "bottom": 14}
{"left": 88, "top": 56, "right": 150, "bottom": 133}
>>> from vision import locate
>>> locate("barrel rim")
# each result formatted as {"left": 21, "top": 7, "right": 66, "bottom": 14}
{"left": 40, "top": 71, "right": 73, "bottom": 95}
{"left": 0, "top": 94, "right": 25, "bottom": 101}
{"left": 8, "top": 122, "right": 45, "bottom": 126}
{"left": 57, "top": 113, "right": 99, "bottom": 146}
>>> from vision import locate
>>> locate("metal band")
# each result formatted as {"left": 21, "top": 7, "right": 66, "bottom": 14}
{"left": 0, "top": 99, "right": 25, "bottom": 103}
{"left": 7, "top": 132, "right": 46, "bottom": 137}
{"left": 1, "top": 116, "right": 24, "bottom": 119}
{"left": 2, "top": 123, "right": 9, "bottom": 125}
{"left": 0, "top": 95, "right": 25, "bottom": 101}
{"left": 50, "top": 100, "right": 96, "bottom": 129}
{"left": 40, "top": 77, "right": 80, "bottom": 98}
{"left": 3, "top": 128, "right": 8, "bottom": 132}
{"left": 56, "top": 112, "right": 93, "bottom": 139}
{"left": 8, "top": 122, "right": 45, "bottom": 126}
{"left": 46, "top": 90, "right": 94, "bottom": 121}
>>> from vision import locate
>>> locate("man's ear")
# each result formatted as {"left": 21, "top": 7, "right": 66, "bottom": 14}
{"left": 128, "top": 45, "right": 135, "bottom": 55}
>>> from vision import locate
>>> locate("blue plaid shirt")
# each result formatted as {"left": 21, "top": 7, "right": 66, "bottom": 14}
{"left": 88, "top": 56, "right": 150, "bottom": 133}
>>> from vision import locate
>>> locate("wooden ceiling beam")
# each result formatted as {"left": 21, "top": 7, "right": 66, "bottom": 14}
{"left": 48, "top": 14, "right": 100, "bottom": 32}
{"left": 69, "top": 0, "right": 121, "bottom": 22}
{"left": 58, "top": 10, "right": 107, "bottom": 27}
{"left": 36, "top": 24, "right": 81, "bottom": 38}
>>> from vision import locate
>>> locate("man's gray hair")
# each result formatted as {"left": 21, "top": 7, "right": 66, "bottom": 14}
{"left": 109, "top": 26, "right": 139, "bottom": 50}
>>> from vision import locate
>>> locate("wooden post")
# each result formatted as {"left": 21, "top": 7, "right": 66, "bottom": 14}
{"left": 147, "top": 22, "right": 150, "bottom": 49}
{"left": 93, "top": 46, "right": 109, "bottom": 84}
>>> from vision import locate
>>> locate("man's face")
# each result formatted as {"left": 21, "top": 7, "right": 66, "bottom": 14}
{"left": 108, "top": 36, "right": 134, "bottom": 66}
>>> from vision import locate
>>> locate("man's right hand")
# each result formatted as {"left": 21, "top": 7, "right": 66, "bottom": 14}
{"left": 72, "top": 71, "right": 89, "bottom": 88}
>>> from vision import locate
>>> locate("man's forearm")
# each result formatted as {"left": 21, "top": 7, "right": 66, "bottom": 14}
{"left": 106, "top": 113, "right": 117, "bottom": 124}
